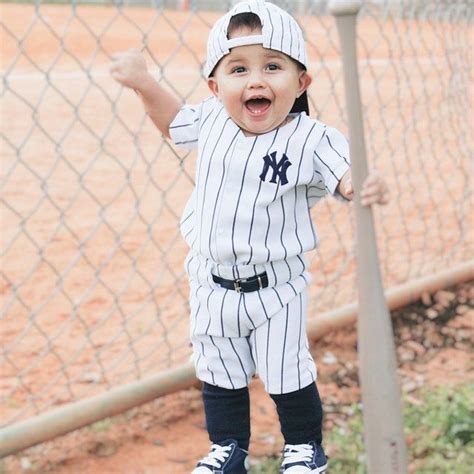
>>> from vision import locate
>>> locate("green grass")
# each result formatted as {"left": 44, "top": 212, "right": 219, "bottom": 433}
{"left": 251, "top": 383, "right": 474, "bottom": 474}
{"left": 88, "top": 418, "right": 114, "bottom": 433}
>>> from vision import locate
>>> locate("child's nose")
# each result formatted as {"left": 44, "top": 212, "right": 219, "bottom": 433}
{"left": 247, "top": 71, "right": 265, "bottom": 88}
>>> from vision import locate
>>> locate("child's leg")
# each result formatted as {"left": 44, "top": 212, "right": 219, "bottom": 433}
{"left": 251, "top": 290, "right": 316, "bottom": 396}
{"left": 251, "top": 290, "right": 322, "bottom": 443}
{"left": 191, "top": 333, "right": 256, "bottom": 450}
{"left": 202, "top": 382, "right": 251, "bottom": 450}
{"left": 270, "top": 382, "right": 323, "bottom": 445}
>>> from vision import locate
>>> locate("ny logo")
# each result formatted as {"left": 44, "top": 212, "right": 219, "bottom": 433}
{"left": 259, "top": 151, "right": 292, "bottom": 185}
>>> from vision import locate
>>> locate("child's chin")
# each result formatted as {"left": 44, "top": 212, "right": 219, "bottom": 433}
{"left": 243, "top": 126, "right": 270, "bottom": 136}
{"left": 242, "top": 120, "right": 273, "bottom": 135}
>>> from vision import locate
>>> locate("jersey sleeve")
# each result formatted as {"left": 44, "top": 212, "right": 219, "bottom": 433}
{"left": 313, "top": 126, "right": 351, "bottom": 199}
{"left": 168, "top": 102, "right": 203, "bottom": 150}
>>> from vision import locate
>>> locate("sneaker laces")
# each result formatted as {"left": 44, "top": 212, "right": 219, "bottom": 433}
{"left": 198, "top": 444, "right": 232, "bottom": 468}
{"left": 281, "top": 443, "right": 314, "bottom": 466}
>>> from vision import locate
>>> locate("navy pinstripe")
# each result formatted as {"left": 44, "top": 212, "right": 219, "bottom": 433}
{"left": 230, "top": 137, "right": 259, "bottom": 262}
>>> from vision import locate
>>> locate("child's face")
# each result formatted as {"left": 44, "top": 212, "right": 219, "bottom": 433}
{"left": 207, "top": 26, "right": 312, "bottom": 136}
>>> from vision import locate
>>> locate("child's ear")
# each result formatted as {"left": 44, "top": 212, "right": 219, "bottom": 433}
{"left": 297, "top": 71, "right": 312, "bottom": 97}
{"left": 207, "top": 77, "right": 219, "bottom": 97}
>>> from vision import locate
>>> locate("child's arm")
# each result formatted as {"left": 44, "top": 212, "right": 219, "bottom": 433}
{"left": 110, "top": 50, "right": 181, "bottom": 139}
{"left": 337, "top": 170, "right": 389, "bottom": 206}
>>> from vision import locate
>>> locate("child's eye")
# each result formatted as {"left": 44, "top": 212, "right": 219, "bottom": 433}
{"left": 266, "top": 63, "right": 280, "bottom": 71}
{"left": 231, "top": 66, "right": 246, "bottom": 74}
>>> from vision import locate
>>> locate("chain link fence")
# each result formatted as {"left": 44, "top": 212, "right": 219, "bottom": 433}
{"left": 1, "top": 0, "right": 472, "bottom": 429}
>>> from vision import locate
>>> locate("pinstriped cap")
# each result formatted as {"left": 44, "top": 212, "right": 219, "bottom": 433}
{"left": 205, "top": 0, "right": 307, "bottom": 78}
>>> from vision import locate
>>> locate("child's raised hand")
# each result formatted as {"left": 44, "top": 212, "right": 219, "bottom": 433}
{"left": 360, "top": 171, "right": 389, "bottom": 206}
{"left": 110, "top": 49, "right": 149, "bottom": 91}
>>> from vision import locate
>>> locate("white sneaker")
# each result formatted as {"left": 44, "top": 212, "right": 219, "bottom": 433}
{"left": 279, "top": 441, "right": 328, "bottom": 473}
{"left": 192, "top": 439, "right": 249, "bottom": 473}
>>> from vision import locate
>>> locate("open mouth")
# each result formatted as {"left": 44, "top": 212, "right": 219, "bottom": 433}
{"left": 245, "top": 97, "right": 272, "bottom": 116}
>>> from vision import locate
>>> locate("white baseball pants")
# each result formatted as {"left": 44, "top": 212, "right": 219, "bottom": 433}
{"left": 187, "top": 252, "right": 318, "bottom": 395}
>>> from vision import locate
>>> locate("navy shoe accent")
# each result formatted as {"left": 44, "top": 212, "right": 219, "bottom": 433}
{"left": 279, "top": 441, "right": 328, "bottom": 473}
{"left": 192, "top": 439, "right": 249, "bottom": 474}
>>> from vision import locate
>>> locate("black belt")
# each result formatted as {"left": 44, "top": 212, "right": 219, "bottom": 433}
{"left": 212, "top": 272, "right": 268, "bottom": 293}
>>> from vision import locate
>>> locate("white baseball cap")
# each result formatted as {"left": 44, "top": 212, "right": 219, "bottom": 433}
{"left": 205, "top": 0, "right": 309, "bottom": 114}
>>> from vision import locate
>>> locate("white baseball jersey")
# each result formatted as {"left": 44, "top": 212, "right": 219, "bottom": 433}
{"left": 169, "top": 97, "right": 350, "bottom": 394}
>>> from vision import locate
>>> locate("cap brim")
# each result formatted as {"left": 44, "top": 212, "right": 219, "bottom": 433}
{"left": 290, "top": 91, "right": 309, "bottom": 115}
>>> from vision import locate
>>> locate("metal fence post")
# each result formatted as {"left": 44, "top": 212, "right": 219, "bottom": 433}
{"left": 328, "top": 1, "right": 408, "bottom": 472}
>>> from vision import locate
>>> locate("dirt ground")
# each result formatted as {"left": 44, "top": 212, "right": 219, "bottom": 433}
{"left": 3, "top": 281, "right": 472, "bottom": 474}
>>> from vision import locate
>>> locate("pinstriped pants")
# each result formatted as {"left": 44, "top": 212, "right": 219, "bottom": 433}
{"left": 187, "top": 253, "right": 318, "bottom": 395}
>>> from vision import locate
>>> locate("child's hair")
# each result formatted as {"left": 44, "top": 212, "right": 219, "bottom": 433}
{"left": 226, "top": 11, "right": 305, "bottom": 72}
{"left": 227, "top": 12, "right": 262, "bottom": 38}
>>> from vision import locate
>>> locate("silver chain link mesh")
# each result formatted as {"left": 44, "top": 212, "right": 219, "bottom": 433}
{"left": 1, "top": 0, "right": 472, "bottom": 426}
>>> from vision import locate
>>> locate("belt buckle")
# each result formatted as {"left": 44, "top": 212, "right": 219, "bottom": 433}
{"left": 234, "top": 278, "right": 242, "bottom": 293}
